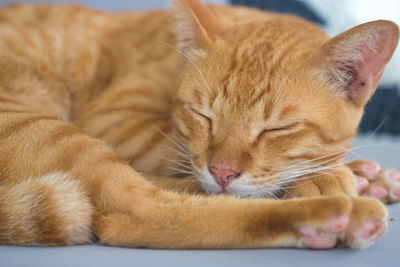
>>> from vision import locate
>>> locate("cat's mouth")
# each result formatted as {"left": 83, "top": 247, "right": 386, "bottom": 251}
{"left": 195, "top": 167, "right": 281, "bottom": 199}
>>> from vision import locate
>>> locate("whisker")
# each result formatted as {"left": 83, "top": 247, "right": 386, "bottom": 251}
{"left": 165, "top": 167, "right": 193, "bottom": 175}
{"left": 281, "top": 143, "right": 383, "bottom": 175}
{"left": 159, "top": 144, "right": 191, "bottom": 160}
{"left": 358, "top": 115, "right": 388, "bottom": 146}
{"left": 242, "top": 162, "right": 347, "bottom": 188}
{"left": 153, "top": 126, "right": 190, "bottom": 155}
{"left": 157, "top": 153, "right": 191, "bottom": 163}
{"left": 160, "top": 156, "right": 192, "bottom": 171}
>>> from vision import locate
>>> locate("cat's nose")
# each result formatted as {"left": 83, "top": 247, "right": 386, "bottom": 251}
{"left": 209, "top": 165, "right": 242, "bottom": 188}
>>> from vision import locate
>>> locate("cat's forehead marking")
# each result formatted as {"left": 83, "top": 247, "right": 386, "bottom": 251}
{"left": 278, "top": 105, "right": 299, "bottom": 121}
{"left": 192, "top": 88, "right": 204, "bottom": 107}
{"left": 263, "top": 99, "right": 274, "bottom": 121}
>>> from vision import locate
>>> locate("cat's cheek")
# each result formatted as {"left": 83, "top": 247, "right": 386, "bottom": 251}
{"left": 174, "top": 117, "right": 191, "bottom": 137}
{"left": 197, "top": 179, "right": 222, "bottom": 194}
{"left": 194, "top": 167, "right": 222, "bottom": 194}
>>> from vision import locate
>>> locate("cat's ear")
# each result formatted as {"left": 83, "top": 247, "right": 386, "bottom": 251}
{"left": 313, "top": 20, "right": 399, "bottom": 106}
{"left": 172, "top": 0, "right": 233, "bottom": 58}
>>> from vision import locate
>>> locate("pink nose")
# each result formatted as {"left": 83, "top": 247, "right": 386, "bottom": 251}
{"left": 209, "top": 165, "right": 242, "bottom": 188}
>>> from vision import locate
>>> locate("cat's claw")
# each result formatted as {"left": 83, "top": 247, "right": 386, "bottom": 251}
{"left": 347, "top": 160, "right": 400, "bottom": 204}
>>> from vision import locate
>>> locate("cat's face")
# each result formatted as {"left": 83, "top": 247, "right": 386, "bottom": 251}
{"left": 173, "top": 25, "right": 359, "bottom": 198}
{"left": 172, "top": 1, "right": 399, "bottom": 198}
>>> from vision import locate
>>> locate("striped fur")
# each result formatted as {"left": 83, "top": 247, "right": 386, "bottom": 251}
{"left": 0, "top": 0, "right": 397, "bottom": 248}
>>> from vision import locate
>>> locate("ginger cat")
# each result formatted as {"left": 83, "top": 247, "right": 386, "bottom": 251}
{"left": 0, "top": 0, "right": 399, "bottom": 249}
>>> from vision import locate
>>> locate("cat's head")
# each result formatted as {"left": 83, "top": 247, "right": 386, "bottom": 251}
{"left": 171, "top": 0, "right": 399, "bottom": 197}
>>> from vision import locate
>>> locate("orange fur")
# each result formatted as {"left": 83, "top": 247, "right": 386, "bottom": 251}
{"left": 0, "top": 0, "right": 398, "bottom": 249}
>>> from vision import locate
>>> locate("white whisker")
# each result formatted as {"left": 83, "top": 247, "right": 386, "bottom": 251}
{"left": 165, "top": 167, "right": 193, "bottom": 175}
{"left": 153, "top": 126, "right": 189, "bottom": 154}
{"left": 161, "top": 157, "right": 192, "bottom": 171}
{"left": 159, "top": 144, "right": 191, "bottom": 160}
{"left": 358, "top": 116, "right": 388, "bottom": 146}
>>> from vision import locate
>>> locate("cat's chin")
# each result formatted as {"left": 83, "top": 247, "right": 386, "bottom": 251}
{"left": 196, "top": 178, "right": 279, "bottom": 199}
{"left": 222, "top": 187, "right": 279, "bottom": 199}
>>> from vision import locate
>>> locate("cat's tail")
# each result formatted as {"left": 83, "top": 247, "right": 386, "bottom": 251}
{"left": 0, "top": 172, "right": 93, "bottom": 246}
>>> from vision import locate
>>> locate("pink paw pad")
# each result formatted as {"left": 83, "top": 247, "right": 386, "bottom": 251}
{"left": 369, "top": 185, "right": 388, "bottom": 200}
{"left": 360, "top": 221, "right": 384, "bottom": 240}
{"left": 300, "top": 226, "right": 337, "bottom": 249}
{"left": 363, "top": 163, "right": 381, "bottom": 178}
{"left": 327, "top": 215, "right": 349, "bottom": 233}
{"left": 356, "top": 176, "right": 369, "bottom": 194}
{"left": 388, "top": 171, "right": 400, "bottom": 182}
{"left": 392, "top": 183, "right": 400, "bottom": 197}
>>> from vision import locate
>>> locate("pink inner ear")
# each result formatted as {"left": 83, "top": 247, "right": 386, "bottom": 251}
{"left": 322, "top": 21, "right": 399, "bottom": 106}
{"left": 348, "top": 51, "right": 386, "bottom": 106}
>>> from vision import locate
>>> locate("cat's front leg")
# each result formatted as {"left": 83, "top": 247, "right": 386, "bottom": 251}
{"left": 281, "top": 164, "right": 358, "bottom": 199}
{"left": 94, "top": 192, "right": 387, "bottom": 249}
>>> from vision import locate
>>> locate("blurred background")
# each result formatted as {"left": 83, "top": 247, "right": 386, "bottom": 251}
{"left": 1, "top": 0, "right": 399, "bottom": 164}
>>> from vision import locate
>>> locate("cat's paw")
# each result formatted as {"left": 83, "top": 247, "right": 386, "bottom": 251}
{"left": 299, "top": 215, "right": 349, "bottom": 249}
{"left": 347, "top": 160, "right": 400, "bottom": 204}
{"left": 297, "top": 196, "right": 387, "bottom": 249}
{"left": 344, "top": 197, "right": 387, "bottom": 248}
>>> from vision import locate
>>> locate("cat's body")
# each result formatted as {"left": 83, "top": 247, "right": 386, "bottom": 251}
{"left": 0, "top": 0, "right": 399, "bottom": 249}
{"left": 0, "top": 3, "right": 304, "bottom": 177}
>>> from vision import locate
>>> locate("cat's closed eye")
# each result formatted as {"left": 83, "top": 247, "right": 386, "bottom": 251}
{"left": 257, "top": 122, "right": 299, "bottom": 139}
{"left": 188, "top": 106, "right": 212, "bottom": 130}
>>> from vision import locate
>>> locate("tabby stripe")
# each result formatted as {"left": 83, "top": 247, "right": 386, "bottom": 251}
{"left": 0, "top": 115, "right": 59, "bottom": 139}
{"left": 270, "top": 34, "right": 302, "bottom": 70}
{"left": 88, "top": 104, "right": 167, "bottom": 117}
{"left": 208, "top": 89, "right": 218, "bottom": 110}
{"left": 38, "top": 29, "right": 57, "bottom": 76}
{"left": 128, "top": 125, "right": 170, "bottom": 164}
{"left": 46, "top": 135, "right": 126, "bottom": 173}
{"left": 3, "top": 35, "right": 30, "bottom": 59}
{"left": 192, "top": 89, "right": 204, "bottom": 107}
{"left": 278, "top": 105, "right": 298, "bottom": 121}
{"left": 16, "top": 26, "right": 35, "bottom": 48}
{"left": 46, "top": 125, "right": 85, "bottom": 146}
{"left": 263, "top": 38, "right": 302, "bottom": 97}
{"left": 221, "top": 85, "right": 228, "bottom": 100}
{"left": 61, "top": 8, "right": 74, "bottom": 67}
{"left": 0, "top": 96, "right": 22, "bottom": 105}
{"left": 217, "top": 46, "right": 239, "bottom": 105}
{"left": 175, "top": 125, "right": 189, "bottom": 139}
{"left": 0, "top": 109, "right": 33, "bottom": 114}
{"left": 94, "top": 116, "right": 131, "bottom": 139}
{"left": 304, "top": 121, "right": 354, "bottom": 145}
{"left": 263, "top": 99, "right": 274, "bottom": 121}
{"left": 106, "top": 87, "right": 160, "bottom": 105}
{"left": 248, "top": 89, "right": 266, "bottom": 106}
{"left": 113, "top": 118, "right": 159, "bottom": 147}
